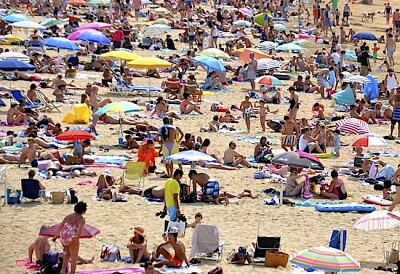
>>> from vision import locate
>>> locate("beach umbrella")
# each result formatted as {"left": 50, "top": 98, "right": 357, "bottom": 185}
{"left": 41, "top": 18, "right": 68, "bottom": 28}
{"left": 100, "top": 51, "right": 140, "bottom": 61}
{"left": 233, "top": 20, "right": 252, "bottom": 27}
{"left": 198, "top": 48, "right": 230, "bottom": 59}
{"left": 153, "top": 7, "right": 170, "bottom": 15}
{"left": 354, "top": 210, "right": 400, "bottom": 262}
{"left": 88, "top": 0, "right": 110, "bottom": 6}
{"left": 353, "top": 32, "right": 378, "bottom": 41}
{"left": 151, "top": 18, "right": 171, "bottom": 25}
{"left": 257, "top": 58, "right": 281, "bottom": 71}
{"left": 352, "top": 134, "right": 386, "bottom": 147}
{"left": 67, "top": 29, "right": 97, "bottom": 41}
{"left": 0, "top": 59, "right": 34, "bottom": 72}
{"left": 0, "top": 52, "right": 30, "bottom": 63}
{"left": 193, "top": 56, "right": 226, "bottom": 72}
{"left": 257, "top": 41, "right": 278, "bottom": 51}
{"left": 141, "top": 0, "right": 152, "bottom": 4}
{"left": 67, "top": 0, "right": 88, "bottom": 5}
{"left": 292, "top": 39, "right": 308, "bottom": 46}
{"left": 232, "top": 47, "right": 261, "bottom": 55}
{"left": 142, "top": 24, "right": 170, "bottom": 37}
{"left": 41, "top": 37, "right": 80, "bottom": 51}
{"left": 271, "top": 151, "right": 324, "bottom": 170}
{"left": 343, "top": 75, "right": 371, "bottom": 84}
{"left": 298, "top": 33, "right": 311, "bottom": 39}
{"left": 56, "top": 130, "right": 96, "bottom": 141}
{"left": 239, "top": 8, "right": 253, "bottom": 17}
{"left": 276, "top": 43, "right": 304, "bottom": 51}
{"left": 3, "top": 14, "right": 29, "bottom": 23}
{"left": 239, "top": 48, "right": 271, "bottom": 62}
{"left": 336, "top": 118, "right": 370, "bottom": 135}
{"left": 291, "top": 246, "right": 361, "bottom": 272}
{"left": 39, "top": 223, "right": 100, "bottom": 238}
{"left": 76, "top": 22, "right": 113, "bottom": 30}
{"left": 273, "top": 23, "right": 288, "bottom": 31}
{"left": 255, "top": 75, "right": 284, "bottom": 86}
{"left": 11, "top": 21, "right": 45, "bottom": 30}
{"left": 165, "top": 150, "right": 217, "bottom": 169}
{"left": 77, "top": 31, "right": 111, "bottom": 45}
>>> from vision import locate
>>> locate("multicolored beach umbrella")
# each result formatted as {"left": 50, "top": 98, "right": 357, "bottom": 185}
{"left": 39, "top": 223, "right": 100, "bottom": 238}
{"left": 291, "top": 246, "right": 361, "bottom": 272}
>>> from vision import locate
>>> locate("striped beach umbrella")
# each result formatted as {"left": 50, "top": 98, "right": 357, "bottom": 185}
{"left": 39, "top": 223, "right": 100, "bottom": 238}
{"left": 239, "top": 8, "right": 253, "bottom": 17}
{"left": 291, "top": 246, "right": 361, "bottom": 272}
{"left": 255, "top": 75, "right": 284, "bottom": 86}
{"left": 336, "top": 118, "right": 370, "bottom": 135}
{"left": 142, "top": 24, "right": 170, "bottom": 37}
{"left": 352, "top": 134, "right": 386, "bottom": 147}
{"left": 354, "top": 210, "right": 400, "bottom": 231}
{"left": 257, "top": 58, "right": 281, "bottom": 71}
{"left": 257, "top": 41, "right": 278, "bottom": 51}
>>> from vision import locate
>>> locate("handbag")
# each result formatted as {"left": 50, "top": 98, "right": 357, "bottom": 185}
{"left": 389, "top": 241, "right": 399, "bottom": 264}
{"left": 265, "top": 251, "right": 289, "bottom": 268}
{"left": 164, "top": 220, "right": 186, "bottom": 238}
{"left": 100, "top": 244, "right": 121, "bottom": 262}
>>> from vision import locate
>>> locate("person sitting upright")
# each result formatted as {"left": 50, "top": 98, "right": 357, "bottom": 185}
{"left": 283, "top": 168, "right": 306, "bottom": 197}
{"left": 320, "top": 169, "right": 347, "bottom": 200}
{"left": 223, "top": 141, "right": 252, "bottom": 168}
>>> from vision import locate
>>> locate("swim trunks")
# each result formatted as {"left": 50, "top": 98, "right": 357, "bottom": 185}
{"left": 242, "top": 107, "right": 252, "bottom": 119}
{"left": 282, "top": 135, "right": 296, "bottom": 146}
{"left": 170, "top": 256, "right": 183, "bottom": 267}
{"left": 202, "top": 181, "right": 220, "bottom": 198}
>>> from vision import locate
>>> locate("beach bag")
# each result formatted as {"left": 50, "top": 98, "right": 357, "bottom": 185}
{"left": 100, "top": 244, "right": 121, "bottom": 262}
{"left": 208, "top": 266, "right": 223, "bottom": 274}
{"left": 265, "top": 251, "right": 289, "bottom": 268}
{"left": 164, "top": 220, "right": 186, "bottom": 238}
{"left": 66, "top": 188, "right": 78, "bottom": 204}
{"left": 51, "top": 191, "right": 64, "bottom": 204}
{"left": 389, "top": 241, "right": 399, "bottom": 264}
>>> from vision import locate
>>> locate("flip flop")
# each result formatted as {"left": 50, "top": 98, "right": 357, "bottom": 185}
{"left": 160, "top": 174, "right": 170, "bottom": 178}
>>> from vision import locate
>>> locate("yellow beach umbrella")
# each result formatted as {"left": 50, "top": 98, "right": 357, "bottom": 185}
{"left": 100, "top": 51, "right": 140, "bottom": 61}
{"left": 127, "top": 57, "right": 172, "bottom": 69}
{"left": 232, "top": 47, "right": 265, "bottom": 56}
{"left": 198, "top": 48, "right": 230, "bottom": 59}
{"left": 152, "top": 18, "right": 171, "bottom": 25}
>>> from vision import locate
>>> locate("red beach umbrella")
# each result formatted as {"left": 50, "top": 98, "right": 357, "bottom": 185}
{"left": 56, "top": 130, "right": 95, "bottom": 141}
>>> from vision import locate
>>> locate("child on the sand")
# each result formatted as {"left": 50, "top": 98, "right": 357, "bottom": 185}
{"left": 255, "top": 100, "right": 278, "bottom": 132}
{"left": 187, "top": 212, "right": 203, "bottom": 228}
{"left": 372, "top": 43, "right": 380, "bottom": 63}
{"left": 240, "top": 95, "right": 253, "bottom": 133}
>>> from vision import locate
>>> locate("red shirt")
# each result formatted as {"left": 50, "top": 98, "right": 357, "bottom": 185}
{"left": 112, "top": 30, "right": 123, "bottom": 42}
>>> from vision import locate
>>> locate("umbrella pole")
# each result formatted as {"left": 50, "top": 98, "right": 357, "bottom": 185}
{"left": 381, "top": 229, "right": 387, "bottom": 264}
{"left": 148, "top": 76, "right": 151, "bottom": 101}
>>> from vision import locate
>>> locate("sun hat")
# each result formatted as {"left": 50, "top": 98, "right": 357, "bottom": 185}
{"left": 133, "top": 226, "right": 145, "bottom": 237}
{"left": 103, "top": 169, "right": 111, "bottom": 175}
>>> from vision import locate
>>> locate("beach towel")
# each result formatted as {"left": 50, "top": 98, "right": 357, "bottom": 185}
{"left": 83, "top": 155, "right": 131, "bottom": 165}
{"left": 16, "top": 260, "right": 41, "bottom": 271}
{"left": 217, "top": 128, "right": 243, "bottom": 134}
{"left": 145, "top": 197, "right": 164, "bottom": 204}
{"left": 76, "top": 180, "right": 94, "bottom": 186}
{"left": 75, "top": 266, "right": 144, "bottom": 274}
{"left": 160, "top": 265, "right": 203, "bottom": 273}
{"left": 235, "top": 136, "right": 273, "bottom": 144}
{"left": 331, "top": 86, "right": 355, "bottom": 106}
{"left": 83, "top": 163, "right": 127, "bottom": 169}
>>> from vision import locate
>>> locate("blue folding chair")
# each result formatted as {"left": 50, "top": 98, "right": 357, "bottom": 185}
{"left": 21, "top": 178, "right": 43, "bottom": 202}
{"left": 0, "top": 98, "right": 5, "bottom": 107}
{"left": 329, "top": 229, "right": 347, "bottom": 251}
{"left": 10, "top": 90, "right": 39, "bottom": 109}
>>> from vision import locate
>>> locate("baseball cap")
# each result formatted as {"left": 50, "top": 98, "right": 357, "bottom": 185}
{"left": 238, "top": 246, "right": 247, "bottom": 257}
{"left": 168, "top": 226, "right": 179, "bottom": 234}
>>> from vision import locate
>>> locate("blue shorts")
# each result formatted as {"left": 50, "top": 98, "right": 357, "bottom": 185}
{"left": 202, "top": 181, "right": 220, "bottom": 198}
{"left": 167, "top": 206, "right": 178, "bottom": 221}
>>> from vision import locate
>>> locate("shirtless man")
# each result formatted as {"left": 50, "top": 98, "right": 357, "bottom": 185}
{"left": 223, "top": 141, "right": 251, "bottom": 168}
{"left": 151, "top": 227, "right": 190, "bottom": 268}
{"left": 89, "top": 85, "right": 112, "bottom": 113}
{"left": 247, "top": 53, "right": 257, "bottom": 92}
{"left": 240, "top": 95, "right": 253, "bottom": 133}
{"left": 19, "top": 138, "right": 55, "bottom": 167}
{"left": 0, "top": 152, "right": 20, "bottom": 164}
{"left": 7, "top": 102, "right": 28, "bottom": 125}
{"left": 157, "top": 117, "right": 178, "bottom": 178}
{"left": 188, "top": 170, "right": 229, "bottom": 205}
{"left": 384, "top": 33, "right": 396, "bottom": 67}
{"left": 281, "top": 115, "right": 298, "bottom": 151}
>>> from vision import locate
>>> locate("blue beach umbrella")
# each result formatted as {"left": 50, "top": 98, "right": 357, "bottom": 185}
{"left": 276, "top": 43, "right": 304, "bottom": 51}
{"left": 41, "top": 37, "right": 80, "bottom": 51}
{"left": 352, "top": 32, "right": 378, "bottom": 41}
{"left": 193, "top": 56, "right": 226, "bottom": 72}
{"left": 77, "top": 31, "right": 111, "bottom": 45}
{"left": 0, "top": 60, "right": 34, "bottom": 71}
{"left": 3, "top": 14, "right": 29, "bottom": 23}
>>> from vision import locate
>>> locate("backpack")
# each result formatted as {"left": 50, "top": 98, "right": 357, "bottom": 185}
{"left": 208, "top": 267, "right": 223, "bottom": 274}
{"left": 67, "top": 188, "right": 78, "bottom": 204}
{"left": 100, "top": 244, "right": 121, "bottom": 262}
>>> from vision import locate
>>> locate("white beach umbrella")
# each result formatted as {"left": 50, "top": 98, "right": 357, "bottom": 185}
{"left": 142, "top": 24, "right": 170, "bottom": 37}
{"left": 273, "top": 23, "right": 288, "bottom": 31}
{"left": 11, "top": 21, "right": 46, "bottom": 30}
{"left": 233, "top": 20, "right": 252, "bottom": 27}
{"left": 257, "top": 58, "right": 281, "bottom": 71}
{"left": 0, "top": 52, "right": 30, "bottom": 63}
{"left": 257, "top": 41, "right": 278, "bottom": 51}
{"left": 343, "top": 75, "right": 371, "bottom": 84}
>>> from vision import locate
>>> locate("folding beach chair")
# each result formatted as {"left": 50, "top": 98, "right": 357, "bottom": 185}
{"left": 21, "top": 178, "right": 42, "bottom": 203}
{"left": 329, "top": 229, "right": 347, "bottom": 251}
{"left": 10, "top": 90, "right": 39, "bottom": 109}
{"left": 252, "top": 221, "right": 281, "bottom": 263}
{"left": 122, "top": 161, "right": 146, "bottom": 187}
{"left": 164, "top": 78, "right": 181, "bottom": 99}
{"left": 35, "top": 90, "right": 61, "bottom": 112}
{"left": 113, "top": 74, "right": 162, "bottom": 96}
{"left": 189, "top": 224, "right": 226, "bottom": 261}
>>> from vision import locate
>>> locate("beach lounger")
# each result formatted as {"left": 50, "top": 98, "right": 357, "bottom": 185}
{"left": 0, "top": 98, "right": 5, "bottom": 107}
{"left": 122, "top": 161, "right": 146, "bottom": 187}
{"left": 21, "top": 178, "right": 42, "bottom": 203}
{"left": 252, "top": 221, "right": 281, "bottom": 263}
{"left": 35, "top": 90, "right": 61, "bottom": 112}
{"left": 112, "top": 74, "right": 162, "bottom": 96}
{"left": 10, "top": 90, "right": 40, "bottom": 109}
{"left": 189, "top": 224, "right": 225, "bottom": 261}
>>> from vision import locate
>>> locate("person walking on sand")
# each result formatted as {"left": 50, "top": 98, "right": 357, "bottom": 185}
{"left": 163, "top": 169, "right": 184, "bottom": 222}
{"left": 385, "top": 68, "right": 398, "bottom": 99}
{"left": 384, "top": 34, "right": 396, "bottom": 67}
{"left": 157, "top": 117, "right": 178, "bottom": 178}
{"left": 288, "top": 87, "right": 300, "bottom": 121}
{"left": 53, "top": 201, "right": 87, "bottom": 274}
{"left": 385, "top": 3, "right": 392, "bottom": 24}
{"left": 247, "top": 53, "right": 257, "bottom": 92}
{"left": 240, "top": 95, "right": 253, "bottom": 133}
{"left": 255, "top": 100, "right": 278, "bottom": 132}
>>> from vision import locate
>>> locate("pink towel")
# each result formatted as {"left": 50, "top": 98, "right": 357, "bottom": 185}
{"left": 76, "top": 180, "right": 94, "bottom": 186}
{"left": 76, "top": 266, "right": 144, "bottom": 274}
{"left": 0, "top": 122, "right": 23, "bottom": 126}
{"left": 16, "top": 260, "right": 41, "bottom": 271}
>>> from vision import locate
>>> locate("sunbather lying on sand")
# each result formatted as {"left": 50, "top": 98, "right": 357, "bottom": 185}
{"left": 45, "top": 161, "right": 96, "bottom": 179}
{"left": 99, "top": 114, "right": 158, "bottom": 131}
{"left": 0, "top": 152, "right": 19, "bottom": 164}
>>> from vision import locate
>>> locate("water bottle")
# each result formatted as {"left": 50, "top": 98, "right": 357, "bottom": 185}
{"left": 118, "top": 136, "right": 123, "bottom": 145}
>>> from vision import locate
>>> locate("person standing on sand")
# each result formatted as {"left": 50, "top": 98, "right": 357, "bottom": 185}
{"left": 389, "top": 90, "right": 400, "bottom": 138}
{"left": 240, "top": 95, "right": 253, "bottom": 133}
{"left": 288, "top": 87, "right": 300, "bottom": 121}
{"left": 247, "top": 53, "right": 257, "bottom": 92}
{"left": 163, "top": 169, "right": 184, "bottom": 222}
{"left": 157, "top": 117, "right": 178, "bottom": 178}
{"left": 385, "top": 3, "right": 392, "bottom": 25}
{"left": 281, "top": 115, "right": 298, "bottom": 151}
{"left": 384, "top": 34, "right": 396, "bottom": 67}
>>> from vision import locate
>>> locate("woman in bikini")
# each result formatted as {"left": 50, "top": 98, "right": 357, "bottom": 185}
{"left": 288, "top": 87, "right": 300, "bottom": 121}
{"left": 127, "top": 226, "right": 150, "bottom": 264}
{"left": 320, "top": 169, "right": 347, "bottom": 200}
{"left": 53, "top": 202, "right": 87, "bottom": 274}
{"left": 153, "top": 97, "right": 182, "bottom": 120}
{"left": 284, "top": 168, "right": 306, "bottom": 197}
{"left": 98, "top": 114, "right": 158, "bottom": 131}
{"left": 179, "top": 93, "right": 203, "bottom": 115}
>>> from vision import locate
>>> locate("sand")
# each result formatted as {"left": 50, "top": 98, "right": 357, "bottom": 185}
{"left": 1, "top": 1, "right": 400, "bottom": 273}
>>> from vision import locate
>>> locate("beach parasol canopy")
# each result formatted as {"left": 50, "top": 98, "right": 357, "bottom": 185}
{"left": 239, "top": 7, "right": 253, "bottom": 17}
{"left": 94, "top": 102, "right": 141, "bottom": 115}
{"left": 41, "top": 37, "right": 80, "bottom": 51}
{"left": 0, "top": 52, "right": 30, "bottom": 63}
{"left": 141, "top": 0, "right": 152, "bottom": 4}
{"left": 165, "top": 150, "right": 217, "bottom": 169}
{"left": 67, "top": 29, "right": 97, "bottom": 41}
{"left": 153, "top": 7, "right": 170, "bottom": 15}
{"left": 76, "top": 22, "right": 113, "bottom": 30}
{"left": 87, "top": 0, "right": 110, "bottom": 6}
{"left": 127, "top": 57, "right": 172, "bottom": 69}
{"left": 273, "top": 23, "right": 288, "bottom": 31}
{"left": 255, "top": 75, "right": 284, "bottom": 86}
{"left": 276, "top": 43, "right": 304, "bottom": 51}
{"left": 336, "top": 118, "right": 370, "bottom": 135}
{"left": 352, "top": 134, "right": 386, "bottom": 147}
{"left": 2, "top": 14, "right": 29, "bottom": 23}
{"left": 11, "top": 21, "right": 45, "bottom": 30}
{"left": 100, "top": 51, "right": 140, "bottom": 61}
{"left": 257, "top": 41, "right": 278, "bottom": 51}
{"left": 198, "top": 48, "right": 230, "bottom": 59}
{"left": 0, "top": 59, "right": 35, "bottom": 72}
{"left": 77, "top": 31, "right": 111, "bottom": 45}
{"left": 193, "top": 56, "right": 226, "bottom": 72}
{"left": 271, "top": 151, "right": 324, "bottom": 170}
{"left": 257, "top": 58, "right": 281, "bottom": 71}
{"left": 39, "top": 223, "right": 100, "bottom": 238}
{"left": 233, "top": 20, "right": 252, "bottom": 27}
{"left": 67, "top": 0, "right": 88, "bottom": 5}
{"left": 41, "top": 18, "right": 68, "bottom": 28}
{"left": 239, "top": 48, "right": 271, "bottom": 62}
{"left": 353, "top": 32, "right": 378, "bottom": 41}
{"left": 56, "top": 130, "right": 95, "bottom": 141}
{"left": 343, "top": 75, "right": 371, "bottom": 84}
{"left": 142, "top": 24, "right": 170, "bottom": 37}
{"left": 291, "top": 246, "right": 361, "bottom": 273}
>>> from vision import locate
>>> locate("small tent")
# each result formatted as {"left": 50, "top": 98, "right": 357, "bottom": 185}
{"left": 62, "top": 103, "right": 90, "bottom": 124}
{"left": 331, "top": 86, "right": 355, "bottom": 106}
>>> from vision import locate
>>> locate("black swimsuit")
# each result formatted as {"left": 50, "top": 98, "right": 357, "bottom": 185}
{"left": 289, "top": 97, "right": 299, "bottom": 109}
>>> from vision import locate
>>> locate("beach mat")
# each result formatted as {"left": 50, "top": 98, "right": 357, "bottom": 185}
{"left": 160, "top": 265, "right": 202, "bottom": 273}
{"left": 16, "top": 260, "right": 41, "bottom": 271}
{"left": 83, "top": 155, "right": 131, "bottom": 165}
{"left": 83, "top": 163, "right": 126, "bottom": 169}
{"left": 75, "top": 266, "right": 144, "bottom": 274}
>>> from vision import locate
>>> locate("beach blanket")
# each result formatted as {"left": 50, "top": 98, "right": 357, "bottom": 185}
{"left": 83, "top": 155, "right": 131, "bottom": 165}
{"left": 218, "top": 128, "right": 243, "bottom": 134}
{"left": 160, "top": 265, "right": 203, "bottom": 273}
{"left": 236, "top": 136, "right": 273, "bottom": 144}
{"left": 16, "top": 260, "right": 41, "bottom": 271}
{"left": 0, "top": 145, "right": 23, "bottom": 153}
{"left": 37, "top": 170, "right": 71, "bottom": 179}
{"left": 145, "top": 197, "right": 164, "bottom": 204}
{"left": 77, "top": 180, "right": 94, "bottom": 186}
{"left": 75, "top": 266, "right": 144, "bottom": 274}
{"left": 83, "top": 163, "right": 127, "bottom": 169}
{"left": 75, "top": 73, "right": 100, "bottom": 79}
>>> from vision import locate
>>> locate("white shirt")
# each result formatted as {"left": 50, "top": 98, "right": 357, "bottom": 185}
{"left": 331, "top": 52, "right": 340, "bottom": 65}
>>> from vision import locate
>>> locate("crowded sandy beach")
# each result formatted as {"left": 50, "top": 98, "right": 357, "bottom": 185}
{"left": 1, "top": 0, "right": 400, "bottom": 273}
